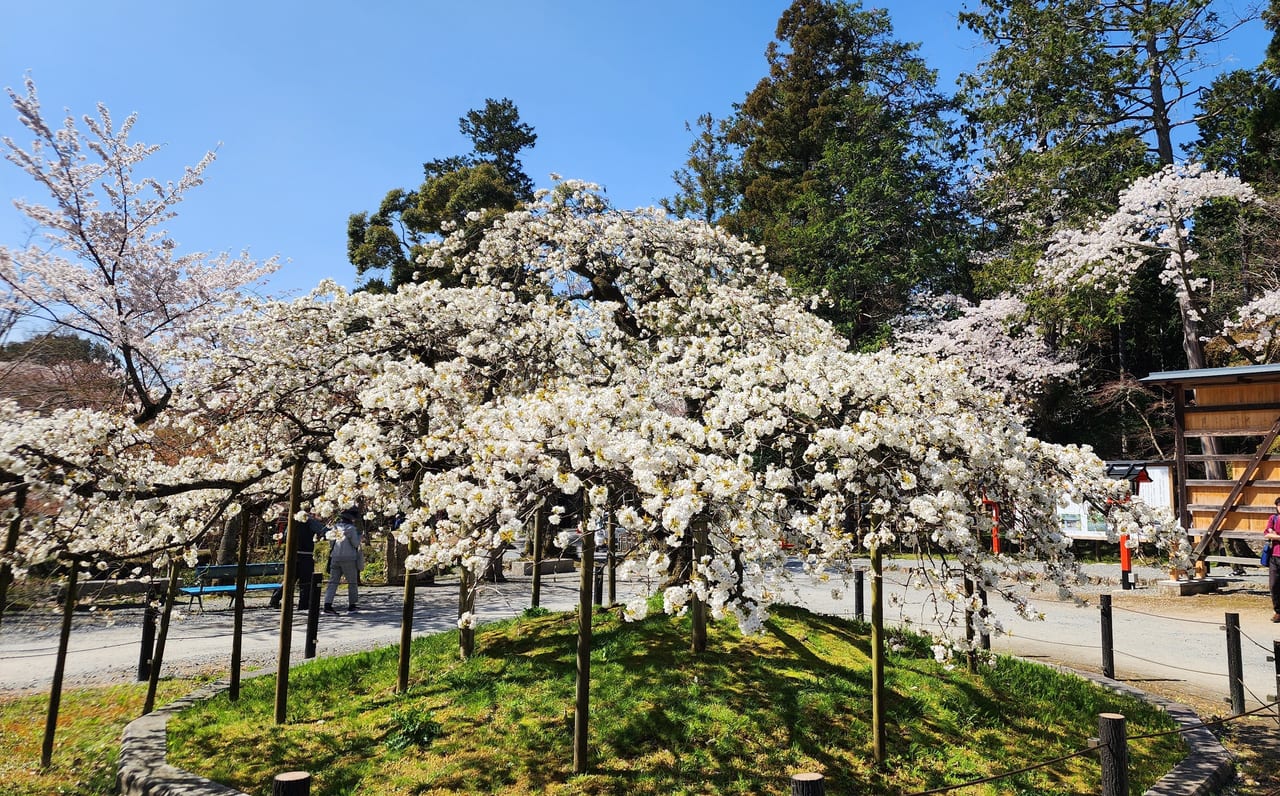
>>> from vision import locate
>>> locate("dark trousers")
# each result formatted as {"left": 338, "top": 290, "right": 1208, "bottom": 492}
{"left": 1269, "top": 552, "right": 1280, "bottom": 613}
{"left": 271, "top": 553, "right": 315, "bottom": 608}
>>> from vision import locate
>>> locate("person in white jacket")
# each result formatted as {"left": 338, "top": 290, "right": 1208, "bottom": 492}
{"left": 323, "top": 508, "right": 364, "bottom": 614}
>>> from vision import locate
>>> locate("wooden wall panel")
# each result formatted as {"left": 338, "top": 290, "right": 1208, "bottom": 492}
{"left": 1195, "top": 383, "right": 1280, "bottom": 406}
{"left": 1185, "top": 408, "right": 1280, "bottom": 433}
{"left": 1187, "top": 485, "right": 1278, "bottom": 508}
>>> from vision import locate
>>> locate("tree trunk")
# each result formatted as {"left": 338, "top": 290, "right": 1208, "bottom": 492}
{"left": 690, "top": 517, "right": 708, "bottom": 653}
{"left": 458, "top": 569, "right": 476, "bottom": 659}
{"left": 40, "top": 562, "right": 76, "bottom": 768}
{"left": 0, "top": 484, "right": 27, "bottom": 629}
{"left": 215, "top": 511, "right": 241, "bottom": 566}
{"left": 274, "top": 461, "right": 305, "bottom": 724}
{"left": 1146, "top": 31, "right": 1175, "bottom": 167}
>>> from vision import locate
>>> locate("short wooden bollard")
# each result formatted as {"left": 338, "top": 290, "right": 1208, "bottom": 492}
{"left": 790, "top": 771, "right": 825, "bottom": 796}
{"left": 273, "top": 770, "right": 311, "bottom": 796}
{"left": 854, "top": 568, "right": 864, "bottom": 622}
{"left": 137, "top": 591, "right": 159, "bottom": 681}
{"left": 1098, "top": 713, "right": 1128, "bottom": 796}
{"left": 1224, "top": 612, "right": 1245, "bottom": 716}
{"left": 1100, "top": 594, "right": 1115, "bottom": 679}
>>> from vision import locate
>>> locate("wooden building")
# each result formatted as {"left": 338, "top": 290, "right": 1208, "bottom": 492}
{"left": 1140, "top": 363, "right": 1280, "bottom": 577}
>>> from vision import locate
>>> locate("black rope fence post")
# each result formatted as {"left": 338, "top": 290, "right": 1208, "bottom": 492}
{"left": 305, "top": 574, "right": 320, "bottom": 659}
{"left": 1098, "top": 713, "right": 1128, "bottom": 796}
{"left": 1273, "top": 639, "right": 1280, "bottom": 729}
{"left": 593, "top": 563, "right": 603, "bottom": 608}
{"left": 137, "top": 584, "right": 158, "bottom": 681}
{"left": 1225, "top": 612, "right": 1245, "bottom": 716}
{"left": 1100, "top": 593, "right": 1115, "bottom": 679}
{"left": 854, "top": 568, "right": 864, "bottom": 623}
{"left": 978, "top": 584, "right": 991, "bottom": 651}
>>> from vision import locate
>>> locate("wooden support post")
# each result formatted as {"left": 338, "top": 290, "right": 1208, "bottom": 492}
{"left": 1225, "top": 612, "right": 1245, "bottom": 716}
{"left": 274, "top": 461, "right": 305, "bottom": 725}
{"left": 870, "top": 544, "right": 885, "bottom": 765}
{"left": 1098, "top": 713, "right": 1129, "bottom": 796}
{"left": 573, "top": 521, "right": 595, "bottom": 774}
{"left": 272, "top": 770, "right": 311, "bottom": 795}
{"left": 964, "top": 576, "right": 976, "bottom": 673}
{"left": 397, "top": 536, "right": 418, "bottom": 693}
{"left": 790, "top": 771, "right": 825, "bottom": 795}
{"left": 531, "top": 504, "right": 543, "bottom": 609}
{"left": 143, "top": 561, "right": 179, "bottom": 715}
{"left": 606, "top": 512, "right": 616, "bottom": 607}
{"left": 41, "top": 563, "right": 77, "bottom": 768}
{"left": 137, "top": 586, "right": 158, "bottom": 681}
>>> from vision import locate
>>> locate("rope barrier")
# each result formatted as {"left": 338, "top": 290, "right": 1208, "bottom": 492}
{"left": 1127, "top": 700, "right": 1279, "bottom": 740}
{"left": 0, "top": 630, "right": 252, "bottom": 660}
{"left": 1237, "top": 626, "right": 1275, "bottom": 654}
{"left": 904, "top": 745, "right": 1098, "bottom": 795}
{"left": 1110, "top": 603, "right": 1223, "bottom": 626}
{"left": 1112, "top": 648, "right": 1230, "bottom": 678}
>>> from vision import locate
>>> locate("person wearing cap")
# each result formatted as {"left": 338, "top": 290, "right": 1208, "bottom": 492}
{"left": 323, "top": 508, "right": 364, "bottom": 614}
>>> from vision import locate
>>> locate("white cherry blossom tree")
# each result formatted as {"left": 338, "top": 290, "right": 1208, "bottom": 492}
{"left": 1037, "top": 162, "right": 1256, "bottom": 370}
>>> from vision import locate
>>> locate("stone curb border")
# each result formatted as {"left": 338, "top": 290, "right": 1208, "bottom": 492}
{"left": 118, "top": 674, "right": 267, "bottom": 796}
{"left": 1046, "top": 664, "right": 1236, "bottom": 796}
{"left": 119, "top": 664, "right": 1236, "bottom": 795}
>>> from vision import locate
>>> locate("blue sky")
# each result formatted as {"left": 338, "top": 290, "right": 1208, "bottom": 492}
{"left": 0, "top": 1, "right": 1268, "bottom": 301}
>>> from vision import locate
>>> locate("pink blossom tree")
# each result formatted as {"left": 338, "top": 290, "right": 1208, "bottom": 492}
{"left": 890, "top": 292, "right": 1077, "bottom": 418}
{"left": 0, "top": 77, "right": 276, "bottom": 425}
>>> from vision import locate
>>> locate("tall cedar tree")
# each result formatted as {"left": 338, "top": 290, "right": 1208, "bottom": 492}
{"left": 724, "top": 0, "right": 969, "bottom": 344}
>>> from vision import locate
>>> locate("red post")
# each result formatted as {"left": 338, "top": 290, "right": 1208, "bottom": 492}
{"left": 1119, "top": 533, "right": 1133, "bottom": 590}
{"left": 983, "top": 498, "right": 1001, "bottom": 554}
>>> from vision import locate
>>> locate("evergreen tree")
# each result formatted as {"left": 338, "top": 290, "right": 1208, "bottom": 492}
{"left": 662, "top": 113, "right": 739, "bottom": 225}
{"left": 724, "top": 0, "right": 969, "bottom": 343}
{"left": 348, "top": 99, "right": 536, "bottom": 290}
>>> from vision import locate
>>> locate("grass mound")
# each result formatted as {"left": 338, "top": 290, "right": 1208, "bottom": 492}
{"left": 168, "top": 605, "right": 1184, "bottom": 795}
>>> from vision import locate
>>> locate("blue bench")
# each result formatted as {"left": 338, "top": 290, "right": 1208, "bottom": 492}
{"left": 180, "top": 562, "right": 285, "bottom": 608}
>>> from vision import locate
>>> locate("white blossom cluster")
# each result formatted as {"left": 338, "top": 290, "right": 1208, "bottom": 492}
{"left": 1221, "top": 287, "right": 1280, "bottom": 360}
{"left": 0, "top": 77, "right": 277, "bottom": 420}
{"left": 1038, "top": 163, "right": 1255, "bottom": 323}
{"left": 890, "top": 292, "right": 1077, "bottom": 417}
